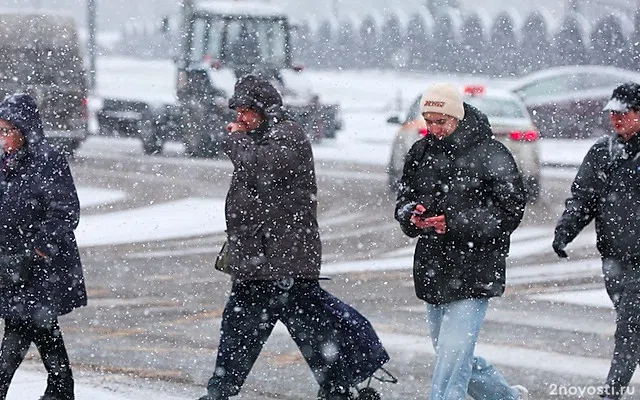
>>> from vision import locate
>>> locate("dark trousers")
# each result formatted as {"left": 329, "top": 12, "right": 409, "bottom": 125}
{"left": 602, "top": 258, "right": 640, "bottom": 399}
{"left": 0, "top": 317, "right": 74, "bottom": 400}
{"left": 206, "top": 279, "right": 345, "bottom": 397}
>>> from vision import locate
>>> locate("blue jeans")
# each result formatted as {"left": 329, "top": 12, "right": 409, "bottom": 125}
{"left": 426, "top": 298, "right": 520, "bottom": 400}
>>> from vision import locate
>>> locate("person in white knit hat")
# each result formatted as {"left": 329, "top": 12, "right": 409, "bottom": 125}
{"left": 395, "top": 83, "right": 529, "bottom": 400}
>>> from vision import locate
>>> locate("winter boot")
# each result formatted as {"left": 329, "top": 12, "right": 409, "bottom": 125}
{"left": 197, "top": 395, "right": 229, "bottom": 400}
{"left": 197, "top": 388, "right": 229, "bottom": 400}
{"left": 512, "top": 385, "right": 529, "bottom": 400}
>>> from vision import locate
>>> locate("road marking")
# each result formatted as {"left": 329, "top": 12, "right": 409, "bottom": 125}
{"left": 7, "top": 368, "right": 184, "bottom": 400}
{"left": 530, "top": 288, "right": 612, "bottom": 309}
{"left": 182, "top": 314, "right": 633, "bottom": 384}
{"left": 399, "top": 302, "right": 615, "bottom": 336}
{"left": 378, "top": 330, "right": 640, "bottom": 384}
{"left": 77, "top": 186, "right": 127, "bottom": 209}
{"left": 76, "top": 198, "right": 226, "bottom": 247}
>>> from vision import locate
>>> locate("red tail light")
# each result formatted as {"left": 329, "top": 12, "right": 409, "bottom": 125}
{"left": 463, "top": 85, "right": 485, "bottom": 96}
{"left": 509, "top": 130, "right": 538, "bottom": 141}
{"left": 202, "top": 55, "right": 222, "bottom": 69}
{"left": 292, "top": 64, "right": 305, "bottom": 72}
{"left": 418, "top": 128, "right": 428, "bottom": 137}
{"left": 81, "top": 97, "right": 88, "bottom": 121}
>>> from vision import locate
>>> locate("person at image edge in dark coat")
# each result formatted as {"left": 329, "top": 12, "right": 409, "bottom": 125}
{"left": 0, "top": 93, "right": 86, "bottom": 400}
{"left": 553, "top": 82, "right": 640, "bottom": 400}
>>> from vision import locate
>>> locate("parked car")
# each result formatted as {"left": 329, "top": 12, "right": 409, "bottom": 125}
{"left": 387, "top": 85, "right": 541, "bottom": 202}
{"left": 505, "top": 66, "right": 640, "bottom": 139}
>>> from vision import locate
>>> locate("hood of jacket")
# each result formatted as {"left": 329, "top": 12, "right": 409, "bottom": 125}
{"left": 0, "top": 93, "right": 45, "bottom": 147}
{"left": 229, "top": 74, "right": 283, "bottom": 115}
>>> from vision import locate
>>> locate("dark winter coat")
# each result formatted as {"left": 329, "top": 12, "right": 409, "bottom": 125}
{"left": 395, "top": 103, "right": 526, "bottom": 305}
{"left": 555, "top": 132, "right": 640, "bottom": 261}
{"left": 0, "top": 93, "right": 87, "bottom": 318}
{"left": 224, "top": 77, "right": 321, "bottom": 281}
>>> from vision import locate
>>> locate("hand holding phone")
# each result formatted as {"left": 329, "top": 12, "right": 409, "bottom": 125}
{"left": 410, "top": 204, "right": 429, "bottom": 227}
{"left": 412, "top": 204, "right": 427, "bottom": 217}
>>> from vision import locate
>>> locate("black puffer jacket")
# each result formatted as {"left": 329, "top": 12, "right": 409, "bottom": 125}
{"left": 224, "top": 76, "right": 321, "bottom": 281}
{"left": 555, "top": 132, "right": 640, "bottom": 260}
{"left": 395, "top": 103, "right": 526, "bottom": 305}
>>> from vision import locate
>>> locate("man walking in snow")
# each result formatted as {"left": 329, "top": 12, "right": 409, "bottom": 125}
{"left": 197, "top": 74, "right": 388, "bottom": 400}
{"left": 395, "top": 83, "right": 529, "bottom": 400}
{"left": 553, "top": 82, "right": 640, "bottom": 400}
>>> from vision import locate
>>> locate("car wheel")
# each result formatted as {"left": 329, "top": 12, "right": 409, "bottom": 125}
{"left": 182, "top": 104, "right": 223, "bottom": 158}
{"left": 387, "top": 164, "right": 401, "bottom": 194}
{"left": 183, "top": 129, "right": 221, "bottom": 158}
{"left": 139, "top": 119, "right": 163, "bottom": 155}
{"left": 525, "top": 176, "right": 540, "bottom": 203}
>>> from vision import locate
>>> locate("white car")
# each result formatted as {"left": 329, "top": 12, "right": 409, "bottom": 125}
{"left": 387, "top": 85, "right": 541, "bottom": 202}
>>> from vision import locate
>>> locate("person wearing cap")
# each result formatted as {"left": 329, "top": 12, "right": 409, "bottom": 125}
{"left": 0, "top": 93, "right": 86, "bottom": 400}
{"left": 395, "top": 83, "right": 528, "bottom": 400}
{"left": 197, "top": 75, "right": 389, "bottom": 400}
{"left": 553, "top": 82, "right": 640, "bottom": 400}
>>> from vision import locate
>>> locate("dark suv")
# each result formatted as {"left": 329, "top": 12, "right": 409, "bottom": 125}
{"left": 0, "top": 12, "right": 88, "bottom": 156}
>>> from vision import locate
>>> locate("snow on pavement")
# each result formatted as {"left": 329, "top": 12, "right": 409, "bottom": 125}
{"left": 8, "top": 368, "right": 184, "bottom": 400}
{"left": 75, "top": 198, "right": 226, "bottom": 247}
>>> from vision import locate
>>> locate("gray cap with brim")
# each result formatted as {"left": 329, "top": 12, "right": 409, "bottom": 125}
{"left": 603, "top": 82, "right": 640, "bottom": 113}
{"left": 603, "top": 97, "right": 632, "bottom": 113}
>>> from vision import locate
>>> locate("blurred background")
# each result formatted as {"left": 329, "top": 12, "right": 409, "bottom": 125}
{"left": 2, "top": 0, "right": 639, "bottom": 75}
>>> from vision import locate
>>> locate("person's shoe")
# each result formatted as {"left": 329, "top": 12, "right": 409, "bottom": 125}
{"left": 512, "top": 385, "right": 529, "bottom": 400}
{"left": 197, "top": 392, "right": 229, "bottom": 400}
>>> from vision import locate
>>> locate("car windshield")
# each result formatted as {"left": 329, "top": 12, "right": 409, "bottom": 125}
{"left": 405, "top": 97, "right": 422, "bottom": 123}
{"left": 576, "top": 72, "right": 632, "bottom": 90}
{"left": 465, "top": 96, "right": 527, "bottom": 119}
{"left": 190, "top": 15, "right": 289, "bottom": 67}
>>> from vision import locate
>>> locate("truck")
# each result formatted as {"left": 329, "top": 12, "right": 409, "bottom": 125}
{"left": 0, "top": 12, "right": 88, "bottom": 157}
{"left": 97, "top": 0, "right": 343, "bottom": 157}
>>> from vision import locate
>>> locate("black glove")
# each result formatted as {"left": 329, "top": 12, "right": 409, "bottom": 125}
{"left": 552, "top": 238, "right": 568, "bottom": 258}
{"left": 0, "top": 250, "right": 34, "bottom": 286}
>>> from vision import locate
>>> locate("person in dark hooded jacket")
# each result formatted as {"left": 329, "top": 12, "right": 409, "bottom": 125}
{"left": 395, "top": 83, "right": 528, "bottom": 400}
{"left": 553, "top": 83, "right": 640, "bottom": 400}
{"left": 0, "top": 93, "right": 86, "bottom": 400}
{"left": 197, "top": 75, "right": 388, "bottom": 400}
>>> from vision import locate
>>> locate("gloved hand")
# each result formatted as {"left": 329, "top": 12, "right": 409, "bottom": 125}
{"left": 552, "top": 238, "right": 568, "bottom": 258}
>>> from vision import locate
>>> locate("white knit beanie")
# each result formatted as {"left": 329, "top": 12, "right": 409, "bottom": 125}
{"left": 420, "top": 83, "right": 465, "bottom": 120}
